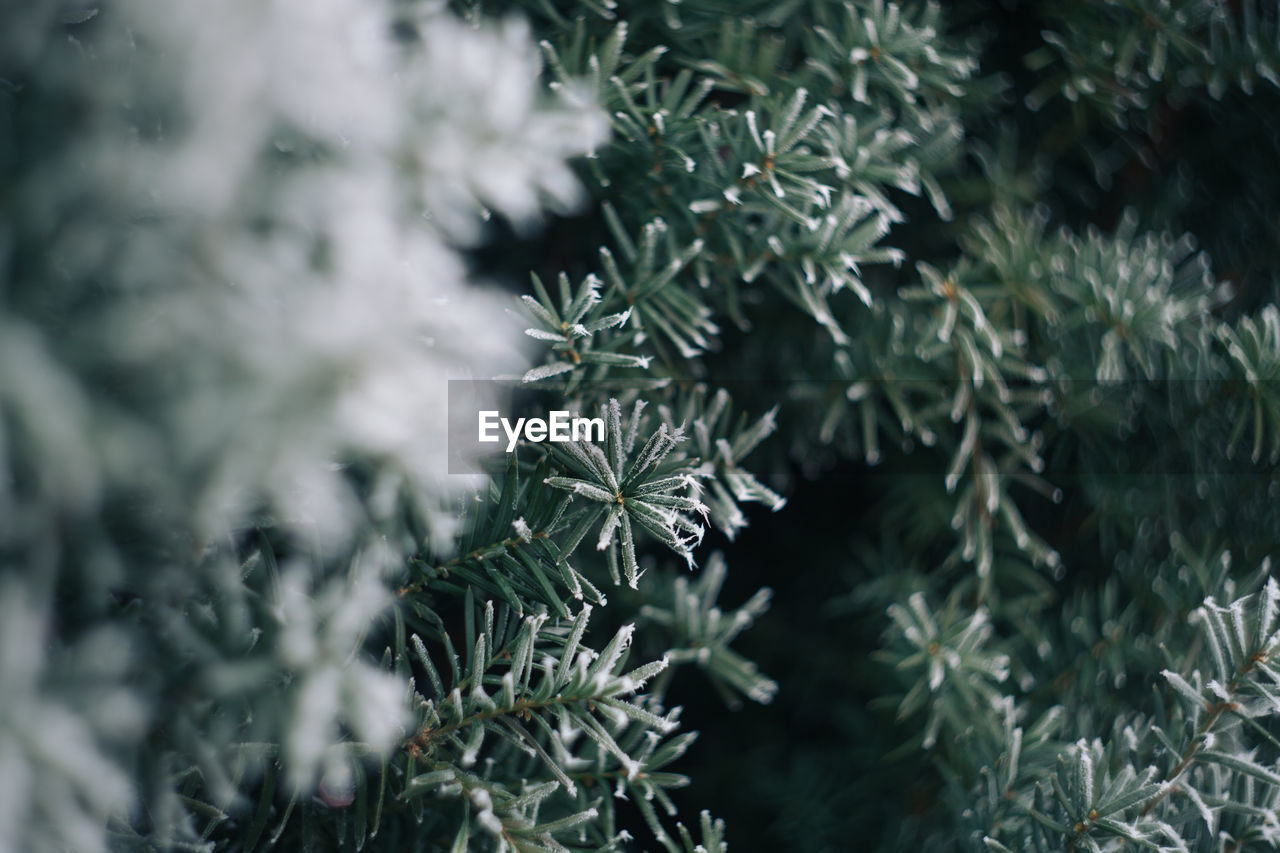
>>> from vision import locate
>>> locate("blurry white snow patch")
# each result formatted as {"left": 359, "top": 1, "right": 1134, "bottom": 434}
{"left": 0, "top": 0, "right": 606, "bottom": 846}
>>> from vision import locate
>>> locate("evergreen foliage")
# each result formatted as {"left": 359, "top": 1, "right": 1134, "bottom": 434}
{"left": 4, "top": 0, "right": 1280, "bottom": 851}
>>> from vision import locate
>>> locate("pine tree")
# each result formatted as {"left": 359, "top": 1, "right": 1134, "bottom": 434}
{"left": 4, "top": 0, "right": 1280, "bottom": 851}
